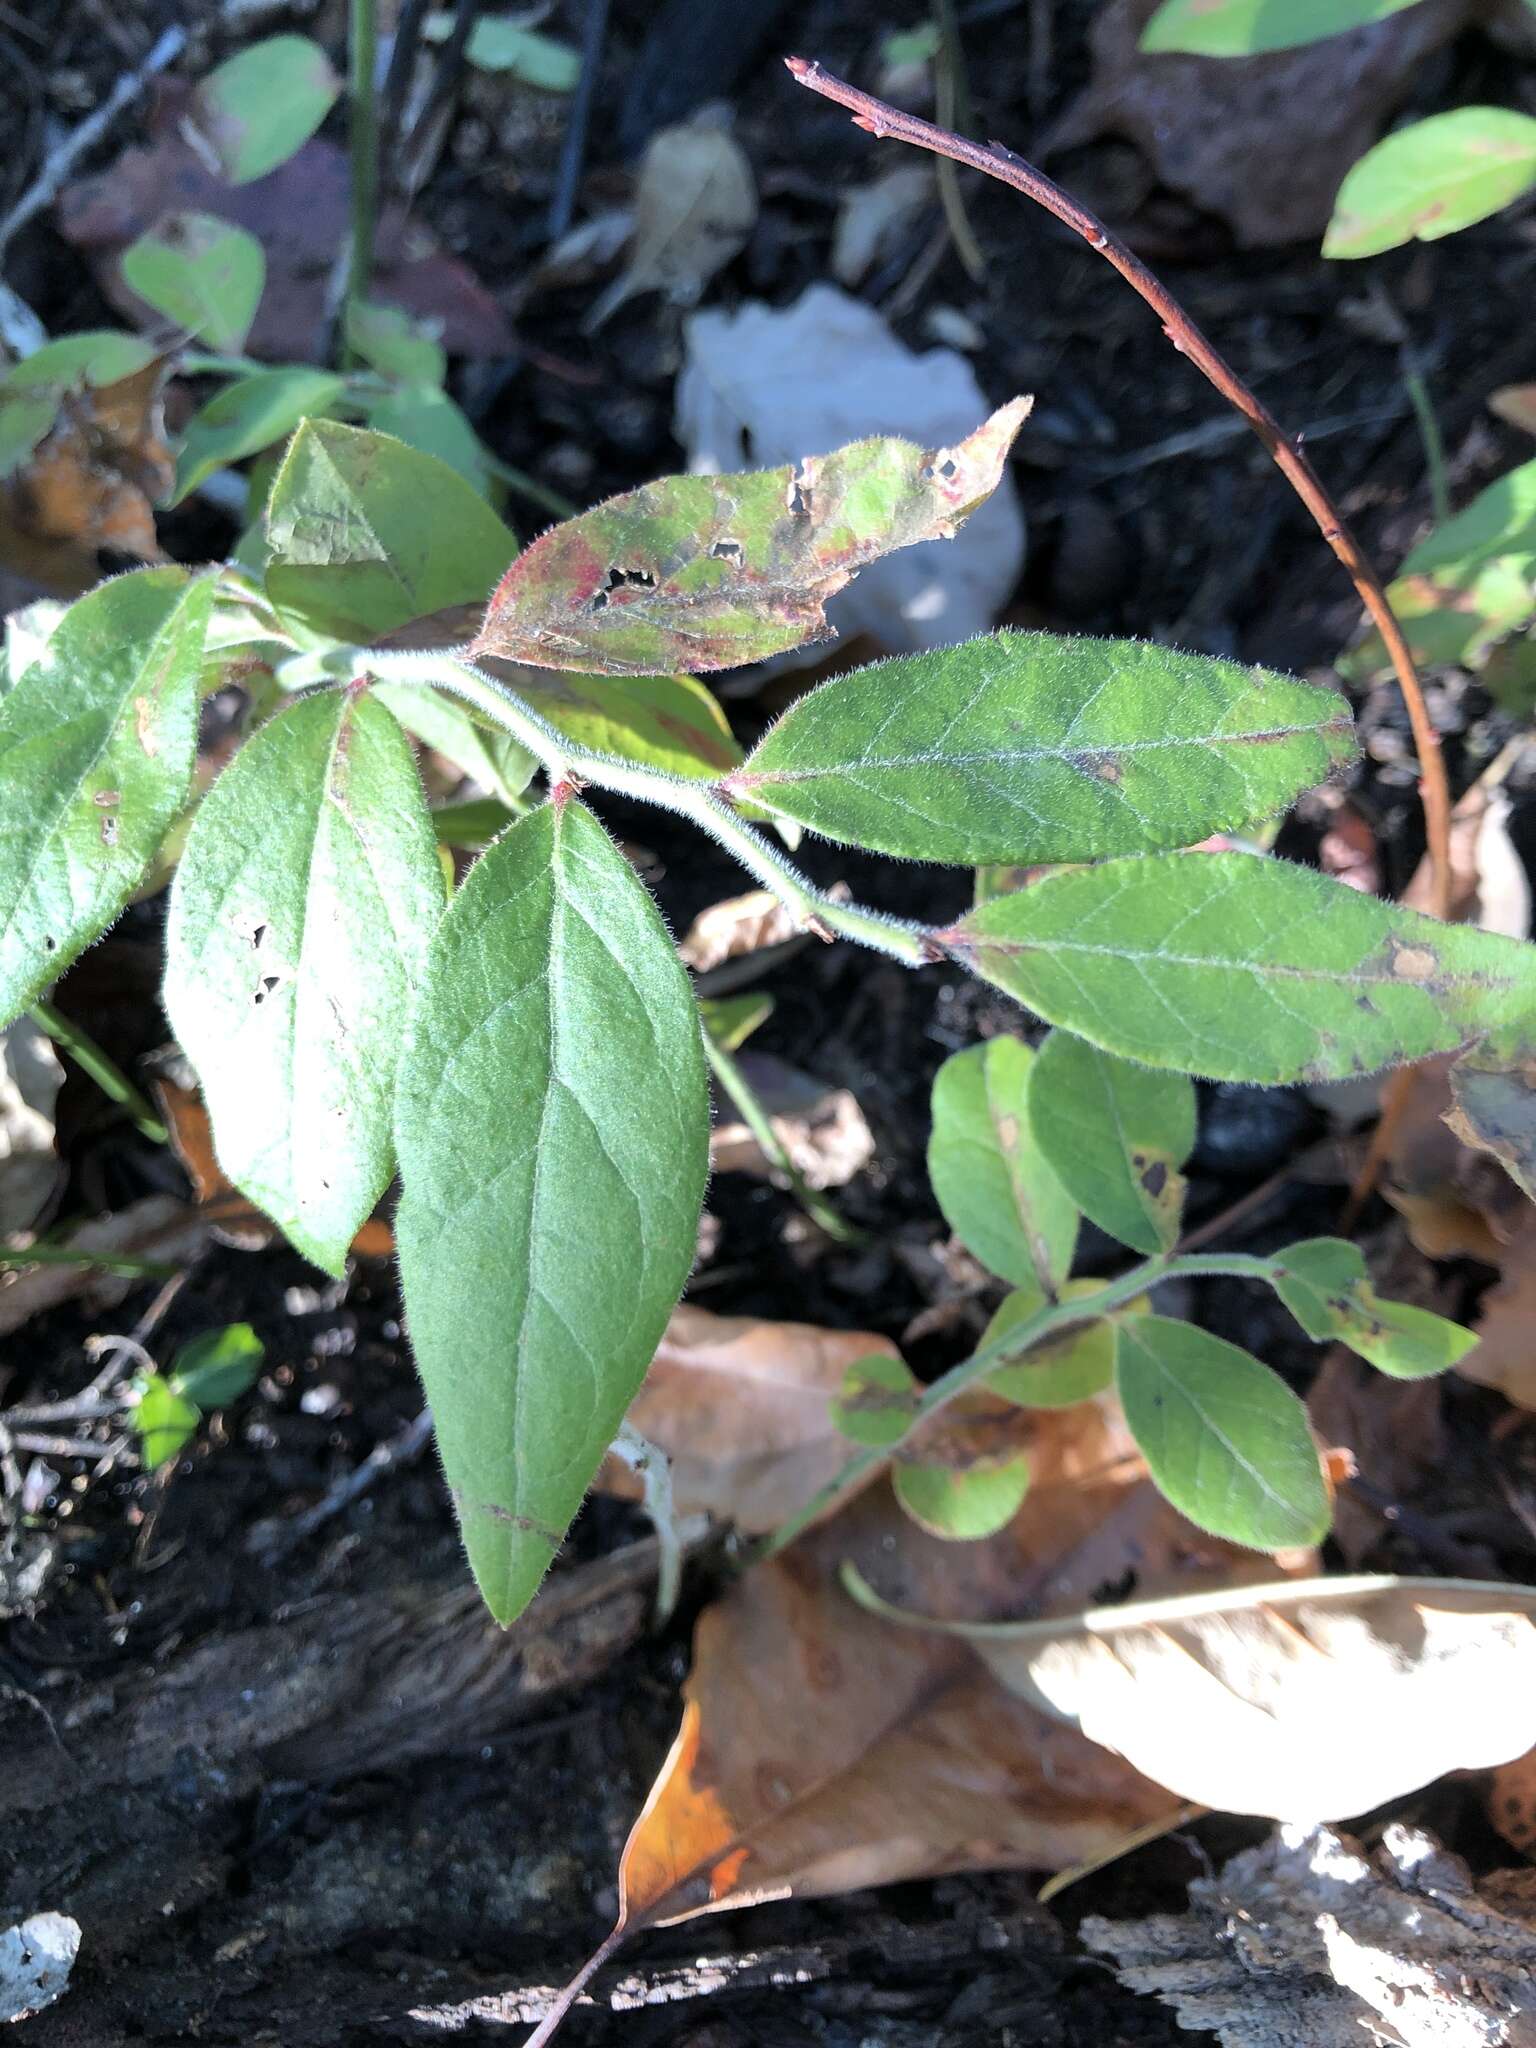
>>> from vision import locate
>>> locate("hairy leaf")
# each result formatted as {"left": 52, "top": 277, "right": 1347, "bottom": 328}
{"left": 894, "top": 1417, "right": 1032, "bottom": 1541}
{"left": 394, "top": 799, "right": 709, "bottom": 1624}
{"left": 120, "top": 212, "right": 265, "bottom": 353}
{"left": 1029, "top": 1031, "right": 1197, "bottom": 1255}
{"left": 374, "top": 684, "right": 537, "bottom": 808}
{"left": 345, "top": 300, "right": 448, "bottom": 387}
{"left": 172, "top": 368, "right": 347, "bottom": 506}
{"left": 928, "top": 1037, "right": 1078, "bottom": 1293}
{"left": 266, "top": 419, "right": 516, "bottom": 644}
{"left": 1325, "top": 108, "right": 1536, "bottom": 260}
{"left": 362, "top": 384, "right": 494, "bottom": 498}
{"left": 846, "top": 1572, "right": 1536, "bottom": 1823}
{"left": 191, "top": 33, "right": 340, "bottom": 184}
{"left": 1141, "top": 0, "right": 1421, "bottom": 57}
{"left": 981, "top": 1280, "right": 1125, "bottom": 1409}
{"left": 1115, "top": 1316, "right": 1329, "bottom": 1551}
{"left": 0, "top": 568, "right": 210, "bottom": 1027}
{"left": 164, "top": 688, "right": 444, "bottom": 1276}
{"left": 730, "top": 634, "right": 1354, "bottom": 864}
{"left": 831, "top": 1353, "right": 923, "bottom": 1448}
{"left": 1271, "top": 1237, "right": 1476, "bottom": 1379}
{"left": 945, "top": 851, "right": 1536, "bottom": 1085}
{"left": 471, "top": 399, "right": 1030, "bottom": 676}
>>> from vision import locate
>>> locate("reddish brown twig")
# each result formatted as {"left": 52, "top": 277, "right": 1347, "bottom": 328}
{"left": 785, "top": 56, "right": 1453, "bottom": 922}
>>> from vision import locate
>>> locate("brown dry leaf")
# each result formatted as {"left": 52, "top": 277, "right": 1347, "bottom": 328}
{"left": 155, "top": 1071, "right": 394, "bottom": 1259}
{"left": 1308, "top": 1346, "right": 1448, "bottom": 1570}
{"left": 710, "top": 1057, "right": 875, "bottom": 1191}
{"left": 596, "top": 1304, "right": 898, "bottom": 1533}
{"left": 1044, "top": 0, "right": 1481, "bottom": 249}
{"left": 1463, "top": 1210, "right": 1536, "bottom": 1410}
{"left": 1404, "top": 751, "right": 1530, "bottom": 937}
{"left": 585, "top": 110, "right": 757, "bottom": 332}
{"left": 0, "top": 1194, "right": 208, "bottom": 1338}
{"left": 1084, "top": 1822, "right": 1536, "bottom": 2048}
{"left": 679, "top": 889, "right": 801, "bottom": 972}
{"left": 0, "top": 357, "right": 172, "bottom": 596}
{"left": 1491, "top": 385, "right": 1536, "bottom": 436}
{"left": 1489, "top": 1744, "right": 1536, "bottom": 1859}
{"left": 1382, "top": 1053, "right": 1522, "bottom": 1264}
{"left": 905, "top": 1573, "right": 1536, "bottom": 1821}
{"left": 612, "top": 1398, "right": 1290, "bottom": 1933}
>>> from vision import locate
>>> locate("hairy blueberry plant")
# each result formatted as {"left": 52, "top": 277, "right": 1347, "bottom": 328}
{"left": 4, "top": 57, "right": 1536, "bottom": 1640}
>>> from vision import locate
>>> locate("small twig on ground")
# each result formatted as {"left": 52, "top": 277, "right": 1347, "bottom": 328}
{"left": 785, "top": 56, "right": 1454, "bottom": 923}
{"left": 0, "top": 24, "right": 186, "bottom": 257}
{"left": 548, "top": 0, "right": 610, "bottom": 242}
{"left": 0, "top": 1272, "right": 186, "bottom": 1428}
{"left": 246, "top": 1405, "right": 435, "bottom": 1561}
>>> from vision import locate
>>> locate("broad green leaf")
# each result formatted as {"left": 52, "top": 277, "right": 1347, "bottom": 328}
{"left": 1343, "top": 457, "right": 1536, "bottom": 683}
{"left": 893, "top": 1437, "right": 1031, "bottom": 1540}
{"left": 730, "top": 634, "right": 1353, "bottom": 864}
{"left": 346, "top": 301, "right": 447, "bottom": 387}
{"left": 191, "top": 33, "right": 340, "bottom": 183}
{"left": 170, "top": 1321, "right": 265, "bottom": 1406}
{"left": 699, "top": 991, "right": 774, "bottom": 1053}
{"left": 491, "top": 659, "right": 743, "bottom": 779}
{"left": 981, "top": 1280, "right": 1122, "bottom": 1408}
{"left": 928, "top": 1037, "right": 1079, "bottom": 1292}
{"left": 1115, "top": 1316, "right": 1329, "bottom": 1551}
{"left": 1447, "top": 1028, "right": 1536, "bottom": 1202}
{"left": 133, "top": 1372, "right": 201, "bottom": 1468}
{"left": 394, "top": 799, "right": 709, "bottom": 1624}
{"left": 0, "top": 331, "right": 158, "bottom": 477}
{"left": 1029, "top": 1031, "right": 1197, "bottom": 1255}
{"left": 830, "top": 1352, "right": 922, "bottom": 1447}
{"left": 164, "top": 688, "right": 445, "bottom": 1276}
{"left": 426, "top": 10, "right": 581, "bottom": 89}
{"left": 946, "top": 851, "right": 1536, "bottom": 1086}
{"left": 120, "top": 213, "right": 264, "bottom": 352}
{"left": 0, "top": 568, "right": 211, "bottom": 1026}
{"left": 374, "top": 683, "right": 538, "bottom": 808}
{"left": 1142, "top": 0, "right": 1421, "bottom": 57}
{"left": 266, "top": 420, "right": 517, "bottom": 643}
{"left": 472, "top": 399, "right": 1029, "bottom": 677}
{"left": 1325, "top": 108, "right": 1536, "bottom": 260}
{"left": 363, "top": 384, "right": 494, "bottom": 498}
{"left": 1271, "top": 1237, "right": 1476, "bottom": 1378}
{"left": 172, "top": 367, "right": 347, "bottom": 505}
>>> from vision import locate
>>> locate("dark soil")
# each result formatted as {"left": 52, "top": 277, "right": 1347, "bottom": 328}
{"left": 4, "top": 1, "right": 1536, "bottom": 2041}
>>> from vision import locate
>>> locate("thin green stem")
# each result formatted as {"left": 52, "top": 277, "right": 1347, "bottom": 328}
{"left": 1402, "top": 359, "right": 1450, "bottom": 527}
{"left": 703, "top": 1030, "right": 865, "bottom": 1246}
{"left": 483, "top": 454, "right": 580, "bottom": 522}
{"left": 361, "top": 648, "right": 934, "bottom": 966}
{"left": 345, "top": 0, "right": 380, "bottom": 358}
{"left": 760, "top": 1251, "right": 1280, "bottom": 1558}
{"left": 30, "top": 1002, "right": 168, "bottom": 1144}
{"left": 0, "top": 1244, "right": 178, "bottom": 1278}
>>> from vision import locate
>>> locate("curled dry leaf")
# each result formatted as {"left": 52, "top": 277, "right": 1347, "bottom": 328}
{"left": 1491, "top": 384, "right": 1536, "bottom": 437}
{"left": 710, "top": 1058, "right": 875, "bottom": 1190}
{"left": 832, "top": 165, "right": 934, "bottom": 285}
{"left": 0, "top": 1019, "right": 62, "bottom": 1238}
{"left": 596, "top": 1303, "right": 898, "bottom": 1534}
{"left": 586, "top": 110, "right": 757, "bottom": 331}
{"left": 472, "top": 395, "right": 1030, "bottom": 676}
{"left": 859, "top": 1572, "right": 1536, "bottom": 1821}
{"left": 679, "top": 888, "right": 802, "bottom": 972}
{"left": 1462, "top": 1210, "right": 1536, "bottom": 1410}
{"left": 1083, "top": 1822, "right": 1536, "bottom": 2048}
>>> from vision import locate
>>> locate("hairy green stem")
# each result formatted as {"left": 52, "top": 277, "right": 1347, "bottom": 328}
{"left": 703, "top": 1030, "right": 865, "bottom": 1246}
{"left": 760, "top": 1250, "right": 1280, "bottom": 1558}
{"left": 345, "top": 0, "right": 380, "bottom": 356}
{"left": 30, "top": 1001, "right": 168, "bottom": 1144}
{"left": 361, "top": 648, "right": 934, "bottom": 966}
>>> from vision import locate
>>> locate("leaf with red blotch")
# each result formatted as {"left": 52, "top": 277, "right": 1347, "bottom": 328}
{"left": 470, "top": 399, "right": 1031, "bottom": 677}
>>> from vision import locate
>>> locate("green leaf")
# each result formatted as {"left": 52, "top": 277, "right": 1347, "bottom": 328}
{"left": 893, "top": 1441, "right": 1031, "bottom": 1541}
{"left": 1271, "top": 1237, "right": 1476, "bottom": 1379}
{"left": 346, "top": 301, "right": 447, "bottom": 387}
{"left": 491, "top": 660, "right": 743, "bottom": 779}
{"left": 981, "top": 1280, "right": 1121, "bottom": 1408}
{"left": 0, "top": 568, "right": 211, "bottom": 1027}
{"left": 266, "top": 420, "right": 517, "bottom": 643}
{"left": 472, "top": 399, "right": 1029, "bottom": 677}
{"left": 1343, "top": 457, "right": 1536, "bottom": 683}
{"left": 730, "top": 634, "right": 1354, "bottom": 864}
{"left": 375, "top": 683, "right": 537, "bottom": 808}
{"left": 928, "top": 1037, "right": 1079, "bottom": 1292}
{"left": 363, "top": 385, "right": 495, "bottom": 499}
{"left": 1447, "top": 1028, "right": 1536, "bottom": 1202}
{"left": 1115, "top": 1316, "right": 1329, "bottom": 1551}
{"left": 164, "top": 687, "right": 445, "bottom": 1276}
{"left": 426, "top": 10, "right": 581, "bottom": 89}
{"left": 830, "top": 1353, "right": 922, "bottom": 1447}
{"left": 0, "top": 331, "right": 158, "bottom": 477}
{"left": 133, "top": 1372, "right": 202, "bottom": 1469}
{"left": 945, "top": 851, "right": 1536, "bottom": 1086}
{"left": 172, "top": 367, "right": 347, "bottom": 505}
{"left": 191, "top": 33, "right": 341, "bottom": 183}
{"left": 1142, "top": 0, "right": 1421, "bottom": 57}
{"left": 120, "top": 213, "right": 265, "bottom": 352}
{"left": 699, "top": 992, "right": 774, "bottom": 1053}
{"left": 394, "top": 798, "right": 709, "bottom": 1624}
{"left": 170, "top": 1321, "right": 265, "bottom": 1406}
{"left": 1029, "top": 1030, "right": 1196, "bottom": 1255}
{"left": 1325, "top": 108, "right": 1536, "bottom": 260}
{"left": 430, "top": 796, "right": 518, "bottom": 848}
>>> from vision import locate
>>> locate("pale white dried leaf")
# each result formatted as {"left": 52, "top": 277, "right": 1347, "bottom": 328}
{"left": 0, "top": 1018, "right": 62, "bottom": 1236}
{"left": 0, "top": 1912, "right": 80, "bottom": 2024}
{"left": 586, "top": 111, "right": 756, "bottom": 331}
{"left": 832, "top": 165, "right": 933, "bottom": 285}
